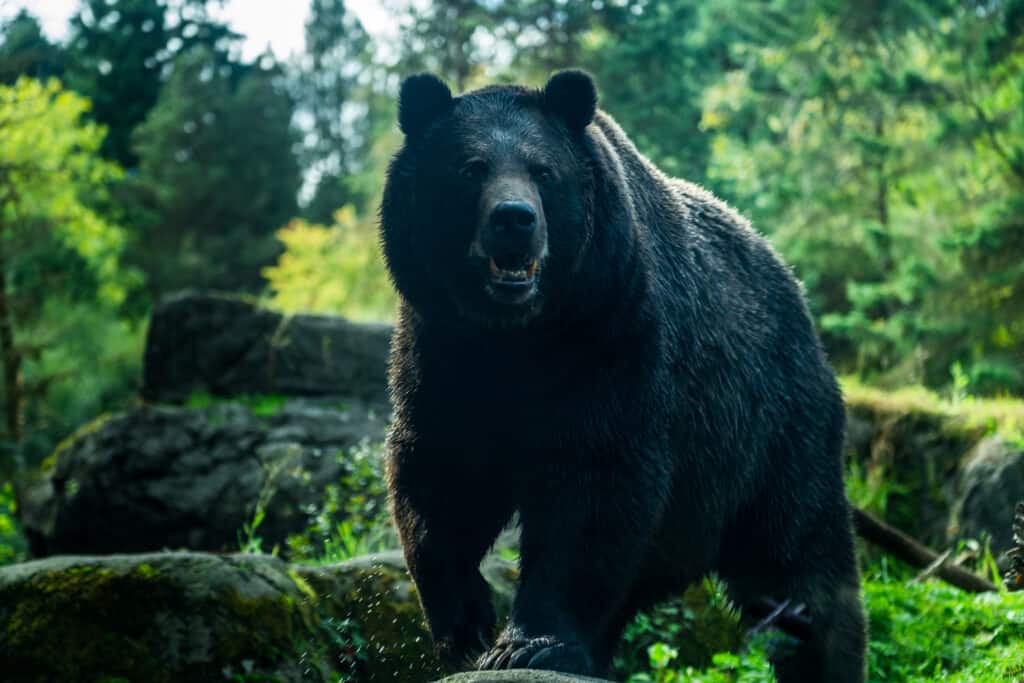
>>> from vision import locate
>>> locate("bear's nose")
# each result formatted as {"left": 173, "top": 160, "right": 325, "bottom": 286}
{"left": 489, "top": 201, "right": 537, "bottom": 236}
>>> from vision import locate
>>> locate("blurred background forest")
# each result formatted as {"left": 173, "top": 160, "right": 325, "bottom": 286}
{"left": 0, "top": 0, "right": 1022, "bottom": 488}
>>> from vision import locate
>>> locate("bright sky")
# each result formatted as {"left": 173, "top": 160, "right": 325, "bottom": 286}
{"left": 0, "top": 0, "right": 396, "bottom": 60}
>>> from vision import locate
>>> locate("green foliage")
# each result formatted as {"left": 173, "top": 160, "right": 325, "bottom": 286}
{"left": 697, "top": 1, "right": 1024, "bottom": 393}
{"left": 844, "top": 458, "right": 906, "bottom": 519}
{"left": 64, "top": 0, "right": 171, "bottom": 168}
{"left": 0, "top": 77, "right": 141, "bottom": 472}
{"left": 238, "top": 443, "right": 303, "bottom": 556}
{"left": 614, "top": 577, "right": 745, "bottom": 677}
{"left": 184, "top": 392, "right": 288, "bottom": 417}
{"left": 618, "top": 576, "right": 1024, "bottom": 683}
{"left": 627, "top": 639, "right": 775, "bottom": 683}
{"left": 288, "top": 439, "right": 395, "bottom": 563}
{"left": 0, "top": 11, "right": 64, "bottom": 84}
{"left": 128, "top": 45, "right": 300, "bottom": 297}
{"left": 18, "top": 304, "right": 144, "bottom": 465}
{"left": 0, "top": 481, "right": 25, "bottom": 566}
{"left": 262, "top": 206, "right": 397, "bottom": 321}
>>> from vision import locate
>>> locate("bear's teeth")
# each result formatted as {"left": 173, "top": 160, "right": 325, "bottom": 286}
{"left": 488, "top": 257, "right": 538, "bottom": 281}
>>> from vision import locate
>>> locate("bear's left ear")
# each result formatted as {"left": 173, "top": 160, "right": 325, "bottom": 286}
{"left": 542, "top": 69, "right": 597, "bottom": 131}
{"left": 398, "top": 73, "right": 453, "bottom": 137}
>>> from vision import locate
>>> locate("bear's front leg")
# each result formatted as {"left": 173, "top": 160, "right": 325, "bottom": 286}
{"left": 478, "top": 459, "right": 667, "bottom": 675}
{"left": 388, "top": 448, "right": 514, "bottom": 669}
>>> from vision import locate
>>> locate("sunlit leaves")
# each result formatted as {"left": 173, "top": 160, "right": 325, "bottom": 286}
{"left": 262, "top": 205, "right": 397, "bottom": 321}
{"left": 0, "top": 77, "right": 130, "bottom": 305}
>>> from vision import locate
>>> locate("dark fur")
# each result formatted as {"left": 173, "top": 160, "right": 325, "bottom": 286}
{"left": 381, "top": 70, "right": 867, "bottom": 681}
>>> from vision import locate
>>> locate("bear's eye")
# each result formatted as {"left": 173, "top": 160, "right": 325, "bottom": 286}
{"left": 532, "top": 164, "right": 556, "bottom": 183}
{"left": 459, "top": 159, "right": 489, "bottom": 182}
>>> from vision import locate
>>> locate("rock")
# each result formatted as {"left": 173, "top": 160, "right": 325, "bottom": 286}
{"left": 434, "top": 672, "right": 611, "bottom": 682}
{"left": 843, "top": 396, "right": 986, "bottom": 546}
{"left": 0, "top": 551, "right": 429, "bottom": 682}
{"left": 948, "top": 436, "right": 1024, "bottom": 563}
{"left": 142, "top": 290, "right": 393, "bottom": 405}
{"left": 19, "top": 399, "right": 388, "bottom": 557}
{"left": 0, "top": 550, "right": 517, "bottom": 683}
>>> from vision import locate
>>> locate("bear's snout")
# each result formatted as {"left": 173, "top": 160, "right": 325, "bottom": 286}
{"left": 471, "top": 176, "right": 548, "bottom": 305}
{"left": 489, "top": 200, "right": 537, "bottom": 239}
{"left": 482, "top": 199, "right": 543, "bottom": 260}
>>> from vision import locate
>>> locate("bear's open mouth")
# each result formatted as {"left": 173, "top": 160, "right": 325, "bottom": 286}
{"left": 488, "top": 254, "right": 539, "bottom": 285}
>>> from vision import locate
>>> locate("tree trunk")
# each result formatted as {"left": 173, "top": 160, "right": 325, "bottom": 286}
{"left": 0, "top": 243, "right": 22, "bottom": 480}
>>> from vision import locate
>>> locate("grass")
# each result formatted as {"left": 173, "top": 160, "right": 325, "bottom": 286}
{"left": 620, "top": 574, "right": 1024, "bottom": 682}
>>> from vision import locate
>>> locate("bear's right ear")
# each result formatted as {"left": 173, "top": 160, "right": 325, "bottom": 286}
{"left": 398, "top": 74, "right": 453, "bottom": 137}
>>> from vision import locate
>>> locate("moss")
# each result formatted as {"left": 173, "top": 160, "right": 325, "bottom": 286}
{"left": 841, "top": 377, "right": 1024, "bottom": 443}
{"left": 133, "top": 563, "right": 159, "bottom": 580}
{"left": 42, "top": 412, "right": 115, "bottom": 473}
{"left": 2, "top": 558, "right": 341, "bottom": 683}
{"left": 1, "top": 555, "right": 444, "bottom": 683}
{"left": 2, "top": 564, "right": 177, "bottom": 683}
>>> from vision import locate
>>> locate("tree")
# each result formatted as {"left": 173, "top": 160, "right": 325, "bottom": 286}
{"left": 0, "top": 78, "right": 135, "bottom": 477}
{"left": 263, "top": 206, "right": 396, "bottom": 320}
{"left": 929, "top": 0, "right": 1024, "bottom": 392}
{"left": 0, "top": 10, "right": 64, "bottom": 84}
{"left": 64, "top": 0, "right": 172, "bottom": 168}
{"left": 295, "top": 0, "right": 374, "bottom": 221}
{"left": 64, "top": 0, "right": 242, "bottom": 169}
{"left": 573, "top": 0, "right": 737, "bottom": 183}
{"left": 393, "top": 0, "right": 497, "bottom": 91}
{"left": 694, "top": 0, "right": 1024, "bottom": 392}
{"left": 130, "top": 46, "right": 300, "bottom": 296}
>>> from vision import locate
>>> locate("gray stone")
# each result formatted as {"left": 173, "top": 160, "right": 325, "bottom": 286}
{"left": 948, "top": 436, "right": 1024, "bottom": 563}
{"left": 19, "top": 399, "right": 388, "bottom": 557}
{"left": 434, "top": 673, "right": 611, "bottom": 682}
{"left": 142, "top": 290, "right": 394, "bottom": 405}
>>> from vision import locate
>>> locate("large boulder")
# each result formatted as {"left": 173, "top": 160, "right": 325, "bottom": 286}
{"left": 19, "top": 399, "right": 388, "bottom": 557}
{"left": 0, "top": 550, "right": 516, "bottom": 683}
{"left": 142, "top": 290, "right": 394, "bottom": 405}
{"left": 948, "top": 436, "right": 1024, "bottom": 563}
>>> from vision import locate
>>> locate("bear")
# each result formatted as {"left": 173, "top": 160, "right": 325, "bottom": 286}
{"left": 380, "top": 69, "right": 867, "bottom": 682}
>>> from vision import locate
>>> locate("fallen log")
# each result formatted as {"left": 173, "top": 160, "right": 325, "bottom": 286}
{"left": 1005, "top": 502, "right": 1023, "bottom": 592}
{"left": 852, "top": 506, "right": 998, "bottom": 593}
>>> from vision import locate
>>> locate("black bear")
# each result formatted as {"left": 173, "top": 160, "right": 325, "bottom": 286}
{"left": 381, "top": 70, "right": 866, "bottom": 682}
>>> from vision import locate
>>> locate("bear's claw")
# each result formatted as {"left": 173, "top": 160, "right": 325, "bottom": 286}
{"left": 476, "top": 636, "right": 593, "bottom": 674}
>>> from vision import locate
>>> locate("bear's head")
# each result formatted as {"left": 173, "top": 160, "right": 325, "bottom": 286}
{"left": 381, "top": 70, "right": 610, "bottom": 328}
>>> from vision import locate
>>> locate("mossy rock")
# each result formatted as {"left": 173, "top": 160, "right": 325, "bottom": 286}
{"left": 0, "top": 551, "right": 450, "bottom": 683}
{"left": 435, "top": 672, "right": 611, "bottom": 682}
{"left": 844, "top": 391, "right": 987, "bottom": 545}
